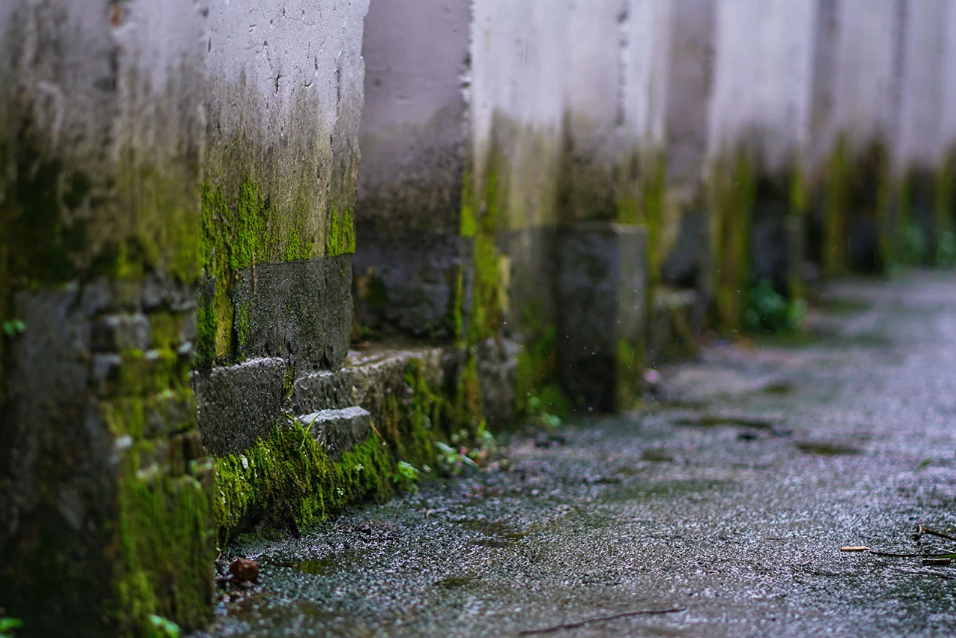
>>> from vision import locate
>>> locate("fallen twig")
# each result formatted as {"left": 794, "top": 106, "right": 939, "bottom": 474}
{"left": 914, "top": 525, "right": 956, "bottom": 544}
{"left": 922, "top": 558, "right": 952, "bottom": 566}
{"left": 518, "top": 608, "right": 686, "bottom": 635}
{"left": 871, "top": 551, "right": 956, "bottom": 559}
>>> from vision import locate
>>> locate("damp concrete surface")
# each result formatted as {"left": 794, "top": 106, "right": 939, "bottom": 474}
{"left": 196, "top": 271, "right": 956, "bottom": 637}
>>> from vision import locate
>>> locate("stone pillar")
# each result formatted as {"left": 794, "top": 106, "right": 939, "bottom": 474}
{"left": 467, "top": 0, "right": 568, "bottom": 422}
{"left": 811, "top": 0, "right": 902, "bottom": 274}
{"left": 895, "top": 0, "right": 949, "bottom": 265}
{"left": 707, "top": 0, "right": 817, "bottom": 330}
{"left": 198, "top": 0, "right": 372, "bottom": 536}
{"left": 650, "top": 0, "right": 716, "bottom": 364}
{"left": 0, "top": 1, "right": 216, "bottom": 635}
{"left": 353, "top": 0, "right": 471, "bottom": 340}
{"left": 551, "top": 0, "right": 671, "bottom": 410}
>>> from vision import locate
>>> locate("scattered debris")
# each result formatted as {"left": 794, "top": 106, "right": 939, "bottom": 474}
{"left": 518, "top": 608, "right": 686, "bottom": 635}
{"left": 914, "top": 525, "right": 956, "bottom": 544}
{"left": 840, "top": 546, "right": 869, "bottom": 552}
{"left": 922, "top": 558, "right": 952, "bottom": 567}
{"left": 228, "top": 557, "right": 259, "bottom": 583}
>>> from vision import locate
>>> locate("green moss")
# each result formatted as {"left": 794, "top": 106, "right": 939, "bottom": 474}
{"left": 935, "top": 153, "right": 956, "bottom": 267}
{"left": 636, "top": 153, "right": 667, "bottom": 282}
{"left": 215, "top": 424, "right": 395, "bottom": 544}
{"left": 326, "top": 207, "right": 356, "bottom": 257}
{"left": 823, "top": 139, "right": 891, "bottom": 275}
{"left": 708, "top": 150, "right": 755, "bottom": 331}
{"left": 116, "top": 448, "right": 216, "bottom": 633}
{"left": 614, "top": 338, "right": 642, "bottom": 411}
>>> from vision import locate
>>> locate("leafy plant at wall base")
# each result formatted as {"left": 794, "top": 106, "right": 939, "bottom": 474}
{"left": 147, "top": 615, "right": 180, "bottom": 638}
{"left": 395, "top": 461, "right": 420, "bottom": 486}
{"left": 938, "top": 231, "right": 956, "bottom": 268}
{"left": 899, "top": 221, "right": 927, "bottom": 265}
{"left": 1, "top": 320, "right": 25, "bottom": 338}
{"left": 744, "top": 279, "right": 806, "bottom": 333}
{"left": 0, "top": 618, "right": 23, "bottom": 638}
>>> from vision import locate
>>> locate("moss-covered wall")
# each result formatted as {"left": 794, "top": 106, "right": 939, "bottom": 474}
{"left": 198, "top": 83, "right": 358, "bottom": 371}
{"left": 0, "top": 2, "right": 217, "bottom": 635}
{"left": 821, "top": 137, "right": 892, "bottom": 275}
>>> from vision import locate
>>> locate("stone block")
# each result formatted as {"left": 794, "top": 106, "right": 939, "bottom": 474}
{"left": 231, "top": 258, "right": 353, "bottom": 377}
{"left": 291, "top": 369, "right": 356, "bottom": 415}
{"left": 296, "top": 406, "right": 372, "bottom": 461}
{"left": 556, "top": 223, "right": 647, "bottom": 412}
{"left": 194, "top": 358, "right": 286, "bottom": 457}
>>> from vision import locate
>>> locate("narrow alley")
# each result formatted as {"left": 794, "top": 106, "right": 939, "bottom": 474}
{"left": 202, "top": 271, "right": 956, "bottom": 637}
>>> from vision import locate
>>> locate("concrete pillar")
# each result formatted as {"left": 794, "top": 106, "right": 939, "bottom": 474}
{"left": 197, "top": 0, "right": 371, "bottom": 535}
{"left": 895, "top": 0, "right": 949, "bottom": 264}
{"left": 0, "top": 1, "right": 216, "bottom": 634}
{"left": 465, "top": 0, "right": 569, "bottom": 421}
{"left": 811, "top": 0, "right": 902, "bottom": 274}
{"left": 353, "top": 0, "right": 471, "bottom": 340}
{"left": 707, "top": 0, "right": 817, "bottom": 329}
{"left": 648, "top": 0, "right": 716, "bottom": 366}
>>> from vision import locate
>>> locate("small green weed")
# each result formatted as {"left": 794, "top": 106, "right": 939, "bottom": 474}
{"left": 899, "top": 220, "right": 927, "bottom": 265}
{"left": 744, "top": 279, "right": 806, "bottom": 333}
{"left": 147, "top": 615, "right": 180, "bottom": 638}
{"left": 0, "top": 618, "right": 23, "bottom": 638}
{"left": 938, "top": 230, "right": 956, "bottom": 267}
{"left": 395, "top": 461, "right": 420, "bottom": 484}
{"left": 1, "top": 320, "right": 25, "bottom": 338}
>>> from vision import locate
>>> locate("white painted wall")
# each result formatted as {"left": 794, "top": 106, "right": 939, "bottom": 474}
{"left": 896, "top": 0, "right": 948, "bottom": 172}
{"left": 357, "top": 0, "right": 471, "bottom": 233}
{"left": 708, "top": 0, "right": 817, "bottom": 172}
{"left": 622, "top": 0, "right": 673, "bottom": 154}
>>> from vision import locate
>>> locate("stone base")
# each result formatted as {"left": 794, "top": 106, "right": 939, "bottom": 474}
{"left": 556, "top": 223, "right": 647, "bottom": 412}
{"left": 647, "top": 287, "right": 699, "bottom": 368}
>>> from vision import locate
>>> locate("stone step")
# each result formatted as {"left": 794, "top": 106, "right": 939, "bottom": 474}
{"left": 296, "top": 406, "right": 372, "bottom": 461}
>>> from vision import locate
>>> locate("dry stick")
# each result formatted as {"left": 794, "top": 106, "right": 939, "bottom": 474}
{"left": 518, "top": 608, "right": 686, "bottom": 636}
{"left": 915, "top": 525, "right": 956, "bottom": 544}
{"left": 871, "top": 551, "right": 956, "bottom": 558}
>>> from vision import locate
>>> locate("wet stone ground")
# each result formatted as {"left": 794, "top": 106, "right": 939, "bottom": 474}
{"left": 197, "top": 272, "right": 956, "bottom": 637}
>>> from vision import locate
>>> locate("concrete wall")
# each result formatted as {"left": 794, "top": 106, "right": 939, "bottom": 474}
{"left": 0, "top": 0, "right": 215, "bottom": 634}
{"left": 353, "top": 0, "right": 471, "bottom": 339}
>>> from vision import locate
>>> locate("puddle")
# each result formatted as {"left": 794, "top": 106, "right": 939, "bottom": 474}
{"left": 603, "top": 479, "right": 733, "bottom": 502}
{"left": 640, "top": 449, "right": 674, "bottom": 463}
{"left": 452, "top": 519, "right": 528, "bottom": 539}
{"left": 283, "top": 550, "right": 359, "bottom": 576}
{"left": 794, "top": 441, "right": 863, "bottom": 456}
{"left": 437, "top": 575, "right": 479, "bottom": 589}
{"left": 673, "top": 414, "right": 777, "bottom": 429}
{"left": 471, "top": 537, "right": 514, "bottom": 548}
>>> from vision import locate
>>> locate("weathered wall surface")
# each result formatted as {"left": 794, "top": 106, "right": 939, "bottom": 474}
{"left": 353, "top": 0, "right": 471, "bottom": 339}
{"left": 0, "top": 0, "right": 215, "bottom": 634}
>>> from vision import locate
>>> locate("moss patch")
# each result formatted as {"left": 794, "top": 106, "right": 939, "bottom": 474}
{"left": 708, "top": 151, "right": 755, "bottom": 331}
{"left": 215, "top": 426, "right": 395, "bottom": 544}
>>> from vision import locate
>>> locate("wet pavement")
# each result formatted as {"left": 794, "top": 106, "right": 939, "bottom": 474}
{"left": 198, "top": 271, "right": 956, "bottom": 637}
